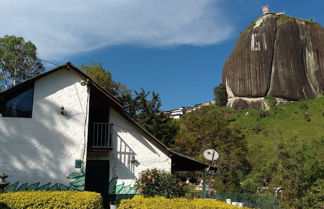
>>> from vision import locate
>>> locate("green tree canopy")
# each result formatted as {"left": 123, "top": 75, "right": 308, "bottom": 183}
{"left": 269, "top": 139, "right": 323, "bottom": 208}
{"left": 121, "top": 88, "right": 179, "bottom": 147}
{"left": 173, "top": 105, "right": 251, "bottom": 192}
{"left": 80, "top": 63, "right": 114, "bottom": 92}
{"left": 0, "top": 35, "right": 44, "bottom": 89}
{"left": 81, "top": 63, "right": 178, "bottom": 147}
{"left": 80, "top": 63, "right": 131, "bottom": 100}
{"left": 241, "top": 138, "right": 324, "bottom": 208}
{"left": 213, "top": 83, "right": 228, "bottom": 107}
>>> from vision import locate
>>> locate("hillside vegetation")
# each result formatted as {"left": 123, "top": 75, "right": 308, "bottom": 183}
{"left": 174, "top": 97, "right": 324, "bottom": 168}
{"left": 172, "top": 97, "right": 324, "bottom": 208}
{"left": 230, "top": 97, "right": 324, "bottom": 169}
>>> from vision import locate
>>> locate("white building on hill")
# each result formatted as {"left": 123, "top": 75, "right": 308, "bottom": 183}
{"left": 0, "top": 62, "right": 211, "bottom": 195}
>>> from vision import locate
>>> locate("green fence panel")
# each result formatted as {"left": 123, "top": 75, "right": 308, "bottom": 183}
{"left": 210, "top": 192, "right": 281, "bottom": 209}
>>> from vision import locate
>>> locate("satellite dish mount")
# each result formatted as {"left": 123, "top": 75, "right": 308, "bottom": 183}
{"left": 202, "top": 149, "right": 219, "bottom": 198}
{"left": 203, "top": 149, "right": 219, "bottom": 162}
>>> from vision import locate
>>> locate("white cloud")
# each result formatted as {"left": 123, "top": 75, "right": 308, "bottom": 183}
{"left": 0, "top": 0, "right": 233, "bottom": 60}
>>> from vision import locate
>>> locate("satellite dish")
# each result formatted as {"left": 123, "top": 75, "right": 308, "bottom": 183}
{"left": 203, "top": 149, "right": 219, "bottom": 161}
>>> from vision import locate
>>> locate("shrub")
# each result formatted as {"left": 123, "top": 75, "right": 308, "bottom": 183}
{"left": 0, "top": 191, "right": 104, "bottom": 209}
{"left": 299, "top": 102, "right": 309, "bottom": 110}
{"left": 251, "top": 124, "right": 263, "bottom": 134}
{"left": 304, "top": 113, "right": 311, "bottom": 121}
{"left": 257, "top": 110, "right": 269, "bottom": 120}
{"left": 118, "top": 195, "right": 249, "bottom": 209}
{"left": 135, "top": 168, "right": 184, "bottom": 198}
{"left": 214, "top": 83, "right": 228, "bottom": 107}
{"left": 264, "top": 96, "right": 276, "bottom": 108}
{"left": 302, "top": 179, "right": 324, "bottom": 208}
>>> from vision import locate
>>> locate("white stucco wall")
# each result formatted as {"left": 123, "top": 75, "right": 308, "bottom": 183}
{"left": 0, "top": 68, "right": 172, "bottom": 192}
{"left": 108, "top": 108, "right": 171, "bottom": 186}
{"left": 0, "top": 69, "right": 89, "bottom": 186}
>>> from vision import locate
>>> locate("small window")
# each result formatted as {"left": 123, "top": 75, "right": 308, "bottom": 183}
{"left": 0, "top": 86, "right": 34, "bottom": 118}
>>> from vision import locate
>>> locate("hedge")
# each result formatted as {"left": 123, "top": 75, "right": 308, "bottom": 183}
{"left": 118, "top": 195, "right": 249, "bottom": 209}
{"left": 0, "top": 191, "right": 104, "bottom": 209}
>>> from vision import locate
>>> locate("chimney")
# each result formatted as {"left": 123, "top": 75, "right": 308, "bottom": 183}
{"left": 262, "top": 6, "right": 270, "bottom": 15}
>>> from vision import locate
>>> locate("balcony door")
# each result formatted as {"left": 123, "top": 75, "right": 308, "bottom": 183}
{"left": 88, "top": 86, "right": 111, "bottom": 150}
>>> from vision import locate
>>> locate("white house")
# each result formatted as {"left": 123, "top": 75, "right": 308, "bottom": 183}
{"left": 0, "top": 62, "right": 210, "bottom": 195}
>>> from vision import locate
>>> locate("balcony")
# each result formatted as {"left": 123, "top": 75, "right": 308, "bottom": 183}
{"left": 89, "top": 122, "right": 113, "bottom": 151}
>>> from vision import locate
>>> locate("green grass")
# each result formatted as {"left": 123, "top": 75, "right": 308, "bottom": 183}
{"left": 244, "top": 14, "right": 320, "bottom": 33}
{"left": 228, "top": 97, "right": 324, "bottom": 170}
{"left": 276, "top": 14, "right": 320, "bottom": 25}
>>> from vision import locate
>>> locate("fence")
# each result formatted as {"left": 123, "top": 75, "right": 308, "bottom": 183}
{"left": 107, "top": 192, "right": 280, "bottom": 209}
{"left": 210, "top": 192, "right": 281, "bottom": 209}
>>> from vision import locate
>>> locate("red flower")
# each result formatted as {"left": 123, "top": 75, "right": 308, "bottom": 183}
{"left": 152, "top": 178, "right": 156, "bottom": 183}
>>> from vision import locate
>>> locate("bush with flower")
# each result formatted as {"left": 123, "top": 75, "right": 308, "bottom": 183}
{"left": 135, "top": 168, "right": 185, "bottom": 198}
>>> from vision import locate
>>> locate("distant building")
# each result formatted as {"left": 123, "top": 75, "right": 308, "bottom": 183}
{"left": 262, "top": 6, "right": 271, "bottom": 15}
{"left": 164, "top": 101, "right": 216, "bottom": 119}
{"left": 262, "top": 5, "right": 285, "bottom": 16}
{"left": 199, "top": 101, "right": 215, "bottom": 108}
{"left": 170, "top": 108, "right": 184, "bottom": 119}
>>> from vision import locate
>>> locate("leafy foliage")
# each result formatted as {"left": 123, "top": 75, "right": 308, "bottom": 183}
{"left": 173, "top": 97, "right": 324, "bottom": 206}
{"left": 302, "top": 179, "right": 324, "bottom": 208}
{"left": 0, "top": 191, "right": 104, "bottom": 209}
{"left": 118, "top": 195, "right": 250, "bottom": 209}
{"left": 222, "top": 97, "right": 324, "bottom": 172}
{"left": 270, "top": 139, "right": 323, "bottom": 208}
{"left": 81, "top": 64, "right": 178, "bottom": 147}
{"left": 0, "top": 35, "right": 44, "bottom": 89}
{"left": 242, "top": 139, "right": 323, "bottom": 208}
{"left": 80, "top": 63, "right": 114, "bottom": 91}
{"left": 121, "top": 88, "right": 179, "bottom": 146}
{"left": 135, "top": 168, "right": 184, "bottom": 198}
{"left": 213, "top": 83, "right": 228, "bottom": 106}
{"left": 264, "top": 96, "right": 277, "bottom": 108}
{"left": 80, "top": 63, "right": 131, "bottom": 100}
{"left": 173, "top": 105, "right": 251, "bottom": 192}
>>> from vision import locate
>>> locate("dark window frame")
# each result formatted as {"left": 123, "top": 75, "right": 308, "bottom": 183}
{"left": 0, "top": 83, "right": 35, "bottom": 118}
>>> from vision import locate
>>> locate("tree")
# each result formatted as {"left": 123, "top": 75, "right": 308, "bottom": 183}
{"left": 173, "top": 105, "right": 251, "bottom": 192}
{"left": 0, "top": 35, "right": 44, "bottom": 89}
{"left": 149, "top": 115, "right": 179, "bottom": 147}
{"left": 213, "top": 83, "right": 228, "bottom": 107}
{"left": 80, "top": 63, "right": 114, "bottom": 92}
{"left": 302, "top": 179, "right": 324, "bottom": 208}
{"left": 121, "top": 88, "right": 179, "bottom": 147}
{"left": 81, "top": 64, "right": 179, "bottom": 146}
{"left": 243, "top": 139, "right": 323, "bottom": 208}
{"left": 80, "top": 63, "right": 132, "bottom": 101}
{"left": 268, "top": 139, "right": 323, "bottom": 209}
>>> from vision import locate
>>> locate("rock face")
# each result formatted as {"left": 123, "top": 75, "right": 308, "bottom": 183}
{"left": 222, "top": 14, "right": 324, "bottom": 109}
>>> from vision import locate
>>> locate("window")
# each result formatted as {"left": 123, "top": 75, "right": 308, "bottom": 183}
{"left": 0, "top": 85, "right": 34, "bottom": 118}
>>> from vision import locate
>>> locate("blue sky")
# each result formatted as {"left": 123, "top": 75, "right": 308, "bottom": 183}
{"left": 1, "top": 0, "right": 323, "bottom": 110}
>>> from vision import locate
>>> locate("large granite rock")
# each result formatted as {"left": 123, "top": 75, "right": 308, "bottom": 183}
{"left": 222, "top": 14, "right": 324, "bottom": 109}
